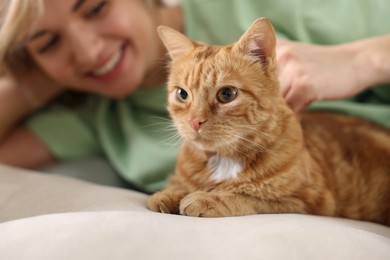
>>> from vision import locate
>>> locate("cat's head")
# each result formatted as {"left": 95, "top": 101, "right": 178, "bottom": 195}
{"left": 159, "top": 18, "right": 291, "bottom": 154}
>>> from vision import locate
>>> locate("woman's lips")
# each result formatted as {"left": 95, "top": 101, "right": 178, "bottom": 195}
{"left": 87, "top": 43, "right": 127, "bottom": 82}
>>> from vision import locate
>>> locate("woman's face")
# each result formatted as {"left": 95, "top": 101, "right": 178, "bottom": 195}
{"left": 26, "top": 0, "right": 159, "bottom": 97}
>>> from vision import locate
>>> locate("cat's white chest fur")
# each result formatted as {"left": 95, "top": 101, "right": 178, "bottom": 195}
{"left": 207, "top": 155, "right": 243, "bottom": 182}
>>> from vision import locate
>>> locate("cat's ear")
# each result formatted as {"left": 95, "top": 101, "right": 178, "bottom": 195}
{"left": 157, "top": 26, "right": 195, "bottom": 60}
{"left": 233, "top": 17, "right": 276, "bottom": 67}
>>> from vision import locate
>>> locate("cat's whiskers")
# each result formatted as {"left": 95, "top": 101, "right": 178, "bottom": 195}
{"left": 165, "top": 135, "right": 184, "bottom": 152}
{"left": 142, "top": 116, "right": 183, "bottom": 149}
{"left": 209, "top": 129, "right": 265, "bottom": 161}
{"left": 215, "top": 136, "right": 249, "bottom": 158}
{"left": 235, "top": 124, "right": 291, "bottom": 148}
{"left": 162, "top": 131, "right": 182, "bottom": 145}
{"left": 147, "top": 116, "right": 176, "bottom": 125}
{"left": 214, "top": 125, "right": 276, "bottom": 155}
{"left": 142, "top": 116, "right": 169, "bottom": 125}
{"left": 229, "top": 132, "right": 277, "bottom": 156}
{"left": 146, "top": 125, "right": 178, "bottom": 134}
{"left": 156, "top": 130, "right": 183, "bottom": 152}
{"left": 236, "top": 125, "right": 271, "bottom": 138}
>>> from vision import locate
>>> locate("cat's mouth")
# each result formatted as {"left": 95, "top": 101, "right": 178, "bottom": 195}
{"left": 181, "top": 124, "right": 235, "bottom": 151}
{"left": 186, "top": 132, "right": 214, "bottom": 148}
{"left": 193, "top": 133, "right": 209, "bottom": 143}
{"left": 188, "top": 133, "right": 229, "bottom": 152}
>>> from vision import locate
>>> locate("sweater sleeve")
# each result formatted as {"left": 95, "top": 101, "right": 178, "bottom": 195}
{"left": 25, "top": 103, "right": 102, "bottom": 160}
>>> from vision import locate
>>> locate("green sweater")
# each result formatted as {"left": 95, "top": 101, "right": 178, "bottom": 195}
{"left": 27, "top": 0, "right": 390, "bottom": 192}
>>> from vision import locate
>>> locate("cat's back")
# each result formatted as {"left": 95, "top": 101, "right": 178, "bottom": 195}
{"left": 301, "top": 111, "right": 390, "bottom": 224}
{"left": 301, "top": 111, "right": 390, "bottom": 153}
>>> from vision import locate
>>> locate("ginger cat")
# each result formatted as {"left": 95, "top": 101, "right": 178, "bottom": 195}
{"left": 147, "top": 18, "right": 390, "bottom": 225}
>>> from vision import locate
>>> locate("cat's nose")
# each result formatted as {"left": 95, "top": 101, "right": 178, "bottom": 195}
{"left": 190, "top": 118, "right": 207, "bottom": 131}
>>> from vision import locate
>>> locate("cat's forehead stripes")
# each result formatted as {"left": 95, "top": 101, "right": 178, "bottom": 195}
{"left": 186, "top": 57, "right": 204, "bottom": 90}
{"left": 193, "top": 46, "right": 221, "bottom": 61}
{"left": 169, "top": 47, "right": 220, "bottom": 92}
{"left": 184, "top": 63, "right": 220, "bottom": 92}
{"left": 183, "top": 46, "right": 225, "bottom": 90}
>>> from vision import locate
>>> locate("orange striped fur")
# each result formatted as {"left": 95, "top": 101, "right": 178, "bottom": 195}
{"left": 148, "top": 18, "right": 390, "bottom": 225}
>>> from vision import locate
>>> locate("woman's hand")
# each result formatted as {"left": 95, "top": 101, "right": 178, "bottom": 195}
{"left": 275, "top": 34, "right": 390, "bottom": 113}
{"left": 275, "top": 39, "right": 370, "bottom": 113}
{"left": 17, "top": 67, "right": 65, "bottom": 110}
{"left": 0, "top": 69, "right": 61, "bottom": 167}
{"left": 0, "top": 68, "right": 63, "bottom": 141}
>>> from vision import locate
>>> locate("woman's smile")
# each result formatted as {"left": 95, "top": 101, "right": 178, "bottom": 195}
{"left": 87, "top": 42, "right": 127, "bottom": 82}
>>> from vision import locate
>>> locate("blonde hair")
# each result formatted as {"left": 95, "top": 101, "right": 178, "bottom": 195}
{"left": 0, "top": 0, "right": 44, "bottom": 77}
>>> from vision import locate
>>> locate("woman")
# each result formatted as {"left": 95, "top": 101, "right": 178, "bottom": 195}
{"left": 0, "top": 0, "right": 389, "bottom": 193}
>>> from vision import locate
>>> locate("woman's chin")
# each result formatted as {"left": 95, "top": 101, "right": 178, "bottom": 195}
{"left": 98, "top": 80, "right": 141, "bottom": 98}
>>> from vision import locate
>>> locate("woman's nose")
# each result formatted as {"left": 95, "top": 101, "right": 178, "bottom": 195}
{"left": 67, "top": 22, "right": 103, "bottom": 68}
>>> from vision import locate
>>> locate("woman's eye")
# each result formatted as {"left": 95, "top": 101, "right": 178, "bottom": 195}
{"left": 176, "top": 88, "right": 189, "bottom": 103}
{"left": 217, "top": 86, "right": 238, "bottom": 103}
{"left": 86, "top": 0, "right": 108, "bottom": 18}
{"left": 38, "top": 35, "right": 60, "bottom": 53}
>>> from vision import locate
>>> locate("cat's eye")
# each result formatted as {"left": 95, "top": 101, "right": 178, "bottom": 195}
{"left": 176, "top": 88, "right": 189, "bottom": 103}
{"left": 217, "top": 86, "right": 238, "bottom": 103}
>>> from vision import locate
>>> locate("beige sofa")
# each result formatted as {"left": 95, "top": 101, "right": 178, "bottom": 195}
{"left": 1, "top": 162, "right": 389, "bottom": 260}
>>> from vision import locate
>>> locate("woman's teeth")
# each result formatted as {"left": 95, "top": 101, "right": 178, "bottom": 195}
{"left": 92, "top": 49, "right": 122, "bottom": 76}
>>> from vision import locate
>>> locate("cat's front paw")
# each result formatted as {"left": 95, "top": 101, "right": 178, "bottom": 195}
{"left": 147, "top": 191, "right": 181, "bottom": 214}
{"left": 180, "top": 191, "right": 230, "bottom": 217}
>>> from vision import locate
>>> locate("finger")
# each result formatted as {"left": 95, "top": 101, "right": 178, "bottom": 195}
{"left": 284, "top": 84, "right": 311, "bottom": 113}
{"left": 276, "top": 38, "right": 289, "bottom": 48}
{"left": 276, "top": 54, "right": 290, "bottom": 96}
{"left": 278, "top": 76, "right": 291, "bottom": 97}
{"left": 277, "top": 62, "right": 296, "bottom": 98}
